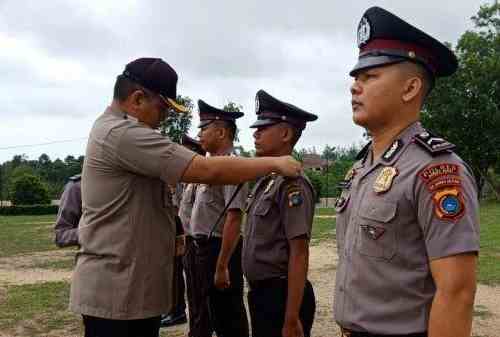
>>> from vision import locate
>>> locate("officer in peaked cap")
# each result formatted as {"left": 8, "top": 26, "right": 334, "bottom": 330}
{"left": 334, "top": 7, "right": 479, "bottom": 337}
{"left": 242, "top": 90, "right": 317, "bottom": 337}
{"left": 185, "top": 99, "right": 250, "bottom": 337}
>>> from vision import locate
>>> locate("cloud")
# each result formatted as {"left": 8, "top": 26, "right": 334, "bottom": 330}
{"left": 0, "top": 0, "right": 484, "bottom": 162}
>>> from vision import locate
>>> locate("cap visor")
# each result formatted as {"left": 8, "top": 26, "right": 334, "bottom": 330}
{"left": 349, "top": 55, "right": 406, "bottom": 76}
{"left": 249, "top": 119, "right": 280, "bottom": 128}
{"left": 162, "top": 96, "right": 188, "bottom": 113}
{"left": 198, "top": 120, "right": 214, "bottom": 128}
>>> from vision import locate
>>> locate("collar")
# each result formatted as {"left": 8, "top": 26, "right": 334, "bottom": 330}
{"left": 105, "top": 106, "right": 139, "bottom": 122}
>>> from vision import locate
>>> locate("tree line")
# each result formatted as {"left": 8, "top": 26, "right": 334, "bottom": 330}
{"left": 1, "top": 3, "right": 499, "bottom": 205}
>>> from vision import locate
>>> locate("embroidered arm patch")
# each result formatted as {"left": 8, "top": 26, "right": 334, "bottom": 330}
{"left": 287, "top": 184, "right": 303, "bottom": 207}
{"left": 419, "top": 163, "right": 465, "bottom": 221}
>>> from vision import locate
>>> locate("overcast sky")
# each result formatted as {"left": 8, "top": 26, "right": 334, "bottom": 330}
{"left": 0, "top": 0, "right": 485, "bottom": 163}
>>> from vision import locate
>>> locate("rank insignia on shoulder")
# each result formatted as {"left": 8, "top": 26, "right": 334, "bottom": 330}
{"left": 335, "top": 195, "right": 350, "bottom": 212}
{"left": 382, "top": 140, "right": 403, "bottom": 162}
{"left": 69, "top": 174, "right": 82, "bottom": 182}
{"left": 414, "top": 132, "right": 456, "bottom": 156}
{"left": 288, "top": 190, "right": 303, "bottom": 207}
{"left": 373, "top": 167, "right": 398, "bottom": 194}
{"left": 432, "top": 187, "right": 465, "bottom": 221}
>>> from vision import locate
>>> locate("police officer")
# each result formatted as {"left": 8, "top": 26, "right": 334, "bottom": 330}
{"left": 184, "top": 100, "right": 250, "bottom": 337}
{"left": 69, "top": 57, "right": 302, "bottom": 337}
{"left": 54, "top": 174, "right": 82, "bottom": 248}
{"left": 334, "top": 7, "right": 480, "bottom": 337}
{"left": 243, "top": 90, "right": 317, "bottom": 337}
{"left": 161, "top": 135, "right": 206, "bottom": 328}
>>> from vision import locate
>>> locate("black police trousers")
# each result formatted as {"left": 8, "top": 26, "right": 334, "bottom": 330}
{"left": 83, "top": 315, "right": 161, "bottom": 337}
{"left": 248, "top": 278, "right": 316, "bottom": 337}
{"left": 183, "top": 236, "right": 249, "bottom": 337}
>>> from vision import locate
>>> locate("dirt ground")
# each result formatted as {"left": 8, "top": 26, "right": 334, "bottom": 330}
{"left": 0, "top": 243, "right": 498, "bottom": 337}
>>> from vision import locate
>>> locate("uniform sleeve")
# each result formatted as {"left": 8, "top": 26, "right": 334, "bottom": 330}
{"left": 223, "top": 183, "right": 249, "bottom": 211}
{"left": 115, "top": 125, "right": 196, "bottom": 185}
{"left": 54, "top": 181, "right": 82, "bottom": 248}
{"left": 279, "top": 178, "right": 315, "bottom": 240}
{"left": 415, "top": 156, "right": 480, "bottom": 260}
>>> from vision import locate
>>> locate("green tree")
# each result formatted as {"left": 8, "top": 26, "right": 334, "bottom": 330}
{"left": 422, "top": 2, "right": 500, "bottom": 197}
{"left": 9, "top": 173, "right": 50, "bottom": 205}
{"left": 223, "top": 101, "right": 244, "bottom": 142}
{"left": 160, "top": 95, "right": 194, "bottom": 143}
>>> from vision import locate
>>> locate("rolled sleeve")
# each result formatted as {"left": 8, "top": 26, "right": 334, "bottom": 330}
{"left": 416, "top": 158, "right": 480, "bottom": 260}
{"left": 115, "top": 125, "right": 196, "bottom": 185}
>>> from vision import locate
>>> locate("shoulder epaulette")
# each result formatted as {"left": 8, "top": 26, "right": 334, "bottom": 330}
{"left": 413, "top": 131, "right": 456, "bottom": 156}
{"left": 69, "top": 174, "right": 82, "bottom": 182}
{"left": 355, "top": 141, "right": 371, "bottom": 160}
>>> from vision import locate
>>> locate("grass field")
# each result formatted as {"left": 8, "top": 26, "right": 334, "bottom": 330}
{"left": 0, "top": 202, "right": 498, "bottom": 337}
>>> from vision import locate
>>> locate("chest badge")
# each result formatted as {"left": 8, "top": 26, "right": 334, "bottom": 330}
{"left": 373, "top": 167, "right": 398, "bottom": 194}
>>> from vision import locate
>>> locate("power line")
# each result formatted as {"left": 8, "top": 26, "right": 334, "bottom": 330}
{"left": 0, "top": 137, "right": 88, "bottom": 150}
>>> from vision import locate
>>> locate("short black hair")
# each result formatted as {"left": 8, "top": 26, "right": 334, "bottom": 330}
{"left": 113, "top": 75, "right": 142, "bottom": 102}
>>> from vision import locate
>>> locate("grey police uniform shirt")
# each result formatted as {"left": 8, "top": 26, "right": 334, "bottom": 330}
{"left": 243, "top": 173, "right": 315, "bottom": 282}
{"left": 179, "top": 183, "right": 198, "bottom": 235}
{"left": 189, "top": 150, "right": 248, "bottom": 237}
{"left": 333, "top": 122, "right": 480, "bottom": 335}
{"left": 54, "top": 179, "right": 82, "bottom": 247}
{"left": 69, "top": 106, "right": 196, "bottom": 320}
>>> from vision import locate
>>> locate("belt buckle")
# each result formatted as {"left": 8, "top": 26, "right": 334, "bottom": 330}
{"left": 340, "top": 327, "right": 352, "bottom": 337}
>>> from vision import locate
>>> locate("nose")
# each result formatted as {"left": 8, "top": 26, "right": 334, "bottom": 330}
{"left": 350, "top": 79, "right": 361, "bottom": 96}
{"left": 197, "top": 130, "right": 202, "bottom": 139}
{"left": 253, "top": 129, "right": 259, "bottom": 139}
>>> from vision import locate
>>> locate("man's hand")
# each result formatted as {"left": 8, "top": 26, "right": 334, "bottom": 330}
{"left": 274, "top": 156, "right": 302, "bottom": 178}
{"left": 282, "top": 317, "right": 304, "bottom": 337}
{"left": 214, "top": 265, "right": 230, "bottom": 290}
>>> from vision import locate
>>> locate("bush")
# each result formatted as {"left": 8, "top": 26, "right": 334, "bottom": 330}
{"left": 9, "top": 173, "right": 50, "bottom": 205}
{"left": 0, "top": 204, "right": 58, "bottom": 216}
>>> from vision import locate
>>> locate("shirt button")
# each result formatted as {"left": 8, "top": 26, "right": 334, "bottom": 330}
{"left": 339, "top": 286, "right": 344, "bottom": 292}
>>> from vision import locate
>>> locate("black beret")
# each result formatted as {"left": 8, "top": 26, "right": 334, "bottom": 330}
{"left": 197, "top": 99, "right": 244, "bottom": 128}
{"left": 122, "top": 58, "right": 187, "bottom": 112}
{"left": 250, "top": 90, "right": 317, "bottom": 130}
{"left": 351, "top": 6, "right": 458, "bottom": 78}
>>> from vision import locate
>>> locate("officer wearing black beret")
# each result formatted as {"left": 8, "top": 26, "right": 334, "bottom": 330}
{"left": 243, "top": 90, "right": 317, "bottom": 337}
{"left": 334, "top": 7, "right": 479, "bottom": 337}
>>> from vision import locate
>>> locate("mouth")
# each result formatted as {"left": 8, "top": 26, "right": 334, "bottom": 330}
{"left": 351, "top": 99, "right": 362, "bottom": 111}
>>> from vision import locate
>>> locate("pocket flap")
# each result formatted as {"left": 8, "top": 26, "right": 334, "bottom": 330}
{"left": 359, "top": 199, "right": 397, "bottom": 223}
{"left": 254, "top": 199, "right": 273, "bottom": 216}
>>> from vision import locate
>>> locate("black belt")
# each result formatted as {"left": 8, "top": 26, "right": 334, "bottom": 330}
{"left": 340, "top": 327, "right": 427, "bottom": 337}
{"left": 248, "top": 276, "right": 288, "bottom": 290}
{"left": 187, "top": 234, "right": 221, "bottom": 247}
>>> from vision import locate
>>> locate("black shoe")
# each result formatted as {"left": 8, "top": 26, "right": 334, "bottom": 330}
{"left": 160, "top": 312, "right": 187, "bottom": 327}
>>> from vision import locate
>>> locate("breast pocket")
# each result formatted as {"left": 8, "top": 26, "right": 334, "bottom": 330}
{"left": 252, "top": 198, "right": 274, "bottom": 237}
{"left": 356, "top": 198, "right": 397, "bottom": 261}
{"left": 199, "top": 185, "right": 215, "bottom": 204}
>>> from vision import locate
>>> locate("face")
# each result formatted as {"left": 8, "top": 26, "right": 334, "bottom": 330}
{"left": 137, "top": 90, "right": 170, "bottom": 128}
{"left": 350, "top": 64, "right": 405, "bottom": 131}
{"left": 253, "top": 123, "right": 285, "bottom": 157}
{"left": 197, "top": 123, "right": 220, "bottom": 153}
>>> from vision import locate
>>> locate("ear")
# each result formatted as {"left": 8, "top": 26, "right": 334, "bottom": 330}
{"left": 282, "top": 125, "right": 294, "bottom": 143}
{"left": 402, "top": 76, "right": 423, "bottom": 103}
{"left": 217, "top": 126, "right": 226, "bottom": 140}
{"left": 128, "top": 89, "right": 147, "bottom": 108}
